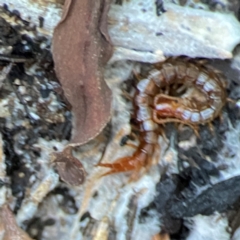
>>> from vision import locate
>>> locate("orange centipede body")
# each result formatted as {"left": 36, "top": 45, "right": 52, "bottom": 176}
{"left": 98, "top": 58, "right": 227, "bottom": 177}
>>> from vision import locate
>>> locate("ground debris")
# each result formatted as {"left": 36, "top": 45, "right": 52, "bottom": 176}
{"left": 0, "top": 1, "right": 240, "bottom": 240}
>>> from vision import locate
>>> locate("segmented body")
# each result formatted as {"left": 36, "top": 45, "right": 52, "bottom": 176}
{"left": 98, "top": 58, "right": 227, "bottom": 176}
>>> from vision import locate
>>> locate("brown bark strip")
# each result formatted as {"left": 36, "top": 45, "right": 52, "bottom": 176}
{"left": 52, "top": 0, "right": 112, "bottom": 146}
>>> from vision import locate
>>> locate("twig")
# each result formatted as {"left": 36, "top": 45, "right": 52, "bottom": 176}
{"left": 0, "top": 54, "right": 32, "bottom": 63}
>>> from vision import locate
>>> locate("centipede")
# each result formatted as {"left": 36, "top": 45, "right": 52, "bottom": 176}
{"left": 98, "top": 58, "right": 227, "bottom": 177}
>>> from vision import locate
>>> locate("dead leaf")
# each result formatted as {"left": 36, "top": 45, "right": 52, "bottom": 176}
{"left": 0, "top": 205, "right": 34, "bottom": 240}
{"left": 53, "top": 146, "right": 86, "bottom": 186}
{"left": 52, "top": 0, "right": 113, "bottom": 146}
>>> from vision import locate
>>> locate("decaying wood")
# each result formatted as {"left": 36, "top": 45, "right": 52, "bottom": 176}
{"left": 52, "top": 0, "right": 113, "bottom": 146}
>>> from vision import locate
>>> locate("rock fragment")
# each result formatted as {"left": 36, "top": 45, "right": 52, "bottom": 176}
{"left": 108, "top": 1, "right": 240, "bottom": 60}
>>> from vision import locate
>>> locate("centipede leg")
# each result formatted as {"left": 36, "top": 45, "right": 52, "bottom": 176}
{"left": 97, "top": 162, "right": 130, "bottom": 177}
{"left": 190, "top": 125, "right": 200, "bottom": 138}
{"left": 128, "top": 156, "right": 157, "bottom": 182}
{"left": 207, "top": 122, "right": 215, "bottom": 135}
{"left": 227, "top": 98, "right": 236, "bottom": 104}
{"left": 130, "top": 124, "right": 141, "bottom": 133}
{"left": 133, "top": 69, "right": 142, "bottom": 82}
{"left": 157, "top": 127, "right": 168, "bottom": 143}
{"left": 154, "top": 111, "right": 201, "bottom": 138}
{"left": 178, "top": 123, "right": 185, "bottom": 132}
{"left": 179, "top": 123, "right": 200, "bottom": 138}
{"left": 128, "top": 166, "right": 144, "bottom": 182}
{"left": 219, "top": 113, "right": 224, "bottom": 123}
{"left": 122, "top": 90, "right": 133, "bottom": 101}
{"left": 164, "top": 85, "right": 170, "bottom": 95}
{"left": 100, "top": 167, "right": 126, "bottom": 177}
{"left": 128, "top": 158, "right": 151, "bottom": 182}
{"left": 125, "top": 143, "right": 138, "bottom": 149}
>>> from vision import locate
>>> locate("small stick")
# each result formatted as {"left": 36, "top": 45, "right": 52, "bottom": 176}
{"left": 0, "top": 54, "right": 32, "bottom": 63}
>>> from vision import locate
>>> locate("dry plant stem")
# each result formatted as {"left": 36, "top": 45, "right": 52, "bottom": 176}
{"left": 126, "top": 192, "right": 143, "bottom": 240}
{"left": 98, "top": 58, "right": 227, "bottom": 176}
{"left": 0, "top": 63, "right": 12, "bottom": 88}
{"left": 0, "top": 54, "right": 32, "bottom": 63}
{"left": 52, "top": 0, "right": 113, "bottom": 146}
{"left": 16, "top": 170, "right": 59, "bottom": 224}
{"left": 70, "top": 175, "right": 122, "bottom": 239}
{"left": 0, "top": 134, "right": 5, "bottom": 179}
